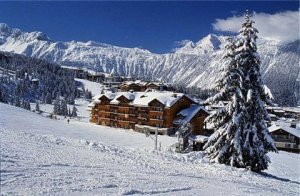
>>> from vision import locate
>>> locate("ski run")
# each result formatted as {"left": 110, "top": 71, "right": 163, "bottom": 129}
{"left": 1, "top": 103, "right": 299, "bottom": 195}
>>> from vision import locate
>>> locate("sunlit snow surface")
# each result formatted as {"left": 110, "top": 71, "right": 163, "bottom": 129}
{"left": 1, "top": 103, "right": 299, "bottom": 195}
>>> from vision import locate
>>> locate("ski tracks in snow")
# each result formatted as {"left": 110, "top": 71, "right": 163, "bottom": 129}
{"left": 1, "top": 129, "right": 299, "bottom": 195}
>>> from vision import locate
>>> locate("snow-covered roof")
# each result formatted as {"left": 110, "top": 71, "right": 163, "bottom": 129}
{"left": 269, "top": 113, "right": 277, "bottom": 117}
{"left": 61, "top": 66, "right": 110, "bottom": 76}
{"left": 132, "top": 91, "right": 186, "bottom": 107}
{"left": 110, "top": 92, "right": 137, "bottom": 104}
{"left": 173, "top": 104, "right": 209, "bottom": 125}
{"left": 91, "top": 91, "right": 192, "bottom": 108}
{"left": 87, "top": 102, "right": 96, "bottom": 107}
{"left": 189, "top": 135, "right": 209, "bottom": 143}
{"left": 282, "top": 107, "right": 300, "bottom": 114}
{"left": 268, "top": 121, "right": 300, "bottom": 138}
{"left": 121, "top": 80, "right": 166, "bottom": 87}
{"left": 273, "top": 110, "right": 285, "bottom": 113}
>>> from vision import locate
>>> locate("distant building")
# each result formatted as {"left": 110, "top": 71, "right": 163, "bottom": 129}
{"left": 88, "top": 91, "right": 208, "bottom": 135}
{"left": 61, "top": 66, "right": 105, "bottom": 83}
{"left": 105, "top": 74, "right": 122, "bottom": 83}
{"left": 120, "top": 80, "right": 176, "bottom": 92}
{"left": 30, "top": 78, "right": 39, "bottom": 89}
{"left": 120, "top": 82, "right": 143, "bottom": 92}
{"left": 268, "top": 121, "right": 300, "bottom": 153}
{"left": 207, "top": 101, "right": 229, "bottom": 112}
{"left": 267, "top": 106, "right": 300, "bottom": 119}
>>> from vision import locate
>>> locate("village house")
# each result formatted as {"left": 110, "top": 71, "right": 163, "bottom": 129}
{"left": 268, "top": 121, "right": 300, "bottom": 153}
{"left": 120, "top": 81, "right": 144, "bottom": 92}
{"left": 61, "top": 66, "right": 106, "bottom": 82}
{"left": 88, "top": 91, "right": 209, "bottom": 135}
{"left": 120, "top": 80, "right": 176, "bottom": 92}
{"left": 267, "top": 106, "right": 300, "bottom": 119}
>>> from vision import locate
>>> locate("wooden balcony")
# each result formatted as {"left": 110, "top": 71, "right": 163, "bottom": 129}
{"left": 149, "top": 110, "right": 164, "bottom": 115}
{"left": 149, "top": 118, "right": 164, "bottom": 122}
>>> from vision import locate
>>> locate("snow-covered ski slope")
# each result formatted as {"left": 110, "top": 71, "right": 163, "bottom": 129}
{"left": 75, "top": 78, "right": 104, "bottom": 96}
{"left": 1, "top": 103, "right": 299, "bottom": 195}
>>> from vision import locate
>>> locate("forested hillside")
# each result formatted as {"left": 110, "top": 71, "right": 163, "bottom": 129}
{"left": 0, "top": 52, "right": 79, "bottom": 108}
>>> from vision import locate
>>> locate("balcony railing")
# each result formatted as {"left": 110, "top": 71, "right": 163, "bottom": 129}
{"left": 149, "top": 118, "right": 164, "bottom": 121}
{"left": 275, "top": 142, "right": 299, "bottom": 149}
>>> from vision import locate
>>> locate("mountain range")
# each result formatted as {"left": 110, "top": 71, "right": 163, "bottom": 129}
{"left": 0, "top": 23, "right": 299, "bottom": 106}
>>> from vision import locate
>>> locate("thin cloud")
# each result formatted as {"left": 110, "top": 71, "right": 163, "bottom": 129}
{"left": 213, "top": 10, "right": 300, "bottom": 43}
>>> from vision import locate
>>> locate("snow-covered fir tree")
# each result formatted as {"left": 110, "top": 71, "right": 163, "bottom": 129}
{"left": 53, "top": 97, "right": 61, "bottom": 115}
{"left": 84, "top": 88, "right": 93, "bottom": 100}
{"left": 71, "top": 105, "right": 78, "bottom": 117}
{"left": 68, "top": 107, "right": 72, "bottom": 117}
{"left": 26, "top": 100, "right": 31, "bottom": 111}
{"left": 0, "top": 51, "right": 79, "bottom": 105}
{"left": 22, "top": 99, "right": 31, "bottom": 111}
{"left": 60, "top": 99, "right": 68, "bottom": 116}
{"left": 14, "top": 93, "right": 21, "bottom": 107}
{"left": 204, "top": 11, "right": 277, "bottom": 172}
{"left": 45, "top": 93, "right": 52, "bottom": 104}
{"left": 35, "top": 100, "right": 40, "bottom": 113}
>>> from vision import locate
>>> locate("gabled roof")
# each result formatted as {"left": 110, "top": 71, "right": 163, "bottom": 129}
{"left": 90, "top": 90, "right": 194, "bottom": 108}
{"left": 173, "top": 104, "right": 209, "bottom": 125}
{"left": 133, "top": 92, "right": 186, "bottom": 107}
{"left": 189, "top": 135, "right": 208, "bottom": 143}
{"left": 268, "top": 121, "right": 300, "bottom": 138}
{"left": 110, "top": 92, "right": 137, "bottom": 104}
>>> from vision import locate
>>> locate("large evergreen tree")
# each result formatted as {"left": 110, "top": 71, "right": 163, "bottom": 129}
{"left": 53, "top": 97, "right": 61, "bottom": 115}
{"left": 204, "top": 11, "right": 277, "bottom": 172}
{"left": 60, "top": 99, "right": 68, "bottom": 116}
{"left": 71, "top": 105, "right": 78, "bottom": 118}
{"left": 35, "top": 100, "right": 40, "bottom": 113}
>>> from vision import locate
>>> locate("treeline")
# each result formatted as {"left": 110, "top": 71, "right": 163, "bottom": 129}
{"left": 0, "top": 51, "right": 79, "bottom": 106}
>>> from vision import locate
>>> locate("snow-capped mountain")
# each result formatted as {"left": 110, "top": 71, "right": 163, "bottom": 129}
{"left": 0, "top": 23, "right": 299, "bottom": 106}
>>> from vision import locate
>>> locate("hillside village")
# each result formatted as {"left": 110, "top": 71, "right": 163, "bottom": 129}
{"left": 59, "top": 64, "right": 300, "bottom": 153}
{"left": 0, "top": 3, "right": 299, "bottom": 195}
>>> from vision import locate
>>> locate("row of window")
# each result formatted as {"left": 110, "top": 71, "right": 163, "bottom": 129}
{"left": 284, "top": 143, "right": 299, "bottom": 149}
{"left": 151, "top": 115, "right": 164, "bottom": 120}
{"left": 273, "top": 134, "right": 295, "bottom": 140}
{"left": 151, "top": 107, "right": 164, "bottom": 111}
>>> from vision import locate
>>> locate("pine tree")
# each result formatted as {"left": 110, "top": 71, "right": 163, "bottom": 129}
{"left": 15, "top": 95, "right": 21, "bottom": 107}
{"left": 71, "top": 105, "right": 78, "bottom": 117}
{"left": 27, "top": 100, "right": 31, "bottom": 111}
{"left": 60, "top": 98, "right": 68, "bottom": 116}
{"left": 204, "top": 11, "right": 277, "bottom": 172}
{"left": 68, "top": 107, "right": 72, "bottom": 117}
{"left": 53, "top": 97, "right": 61, "bottom": 115}
{"left": 41, "top": 92, "right": 46, "bottom": 104}
{"left": 35, "top": 100, "right": 40, "bottom": 113}
{"left": 84, "top": 89, "right": 92, "bottom": 100}
{"left": 45, "top": 92, "right": 52, "bottom": 104}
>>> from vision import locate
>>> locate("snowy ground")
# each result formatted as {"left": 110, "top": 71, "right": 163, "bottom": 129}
{"left": 1, "top": 103, "right": 300, "bottom": 195}
{"left": 31, "top": 98, "right": 91, "bottom": 123}
{"left": 30, "top": 78, "right": 104, "bottom": 123}
{"left": 75, "top": 78, "right": 104, "bottom": 96}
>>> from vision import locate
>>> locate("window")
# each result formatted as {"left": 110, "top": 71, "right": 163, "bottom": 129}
{"left": 285, "top": 144, "right": 291, "bottom": 148}
{"left": 152, "top": 107, "right": 163, "bottom": 111}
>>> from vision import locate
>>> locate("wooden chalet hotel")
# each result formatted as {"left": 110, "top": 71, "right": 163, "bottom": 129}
{"left": 88, "top": 90, "right": 209, "bottom": 135}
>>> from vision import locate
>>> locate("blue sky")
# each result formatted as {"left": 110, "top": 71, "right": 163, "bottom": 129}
{"left": 0, "top": 1, "right": 298, "bottom": 53}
